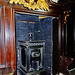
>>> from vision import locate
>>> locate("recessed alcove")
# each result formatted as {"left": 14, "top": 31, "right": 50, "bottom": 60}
{"left": 0, "top": 3, "right": 62, "bottom": 74}
{"left": 15, "top": 12, "right": 54, "bottom": 75}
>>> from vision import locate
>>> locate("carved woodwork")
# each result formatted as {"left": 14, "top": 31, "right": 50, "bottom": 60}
{"left": 0, "top": 6, "right": 4, "bottom": 66}
{"left": 0, "top": 6, "right": 16, "bottom": 71}
{"left": 0, "top": 0, "right": 62, "bottom": 74}
{"left": 64, "top": 10, "right": 71, "bottom": 24}
{"left": 9, "top": 0, "right": 49, "bottom": 11}
{"left": 0, "top": 0, "right": 62, "bottom": 16}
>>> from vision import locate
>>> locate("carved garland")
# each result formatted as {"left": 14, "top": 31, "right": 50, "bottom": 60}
{"left": 9, "top": 0, "right": 49, "bottom": 11}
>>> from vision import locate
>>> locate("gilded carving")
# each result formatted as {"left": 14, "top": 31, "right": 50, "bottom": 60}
{"left": 9, "top": 0, "right": 49, "bottom": 11}
{"left": 64, "top": 10, "right": 71, "bottom": 24}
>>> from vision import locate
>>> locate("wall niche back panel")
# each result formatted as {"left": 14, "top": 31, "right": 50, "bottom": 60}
{"left": 15, "top": 13, "right": 53, "bottom": 75}
{"left": 34, "top": 17, "right": 53, "bottom": 74}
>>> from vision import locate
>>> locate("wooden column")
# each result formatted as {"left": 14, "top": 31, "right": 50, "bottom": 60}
{"left": 0, "top": 6, "right": 16, "bottom": 70}
{"left": 0, "top": 6, "right": 5, "bottom": 67}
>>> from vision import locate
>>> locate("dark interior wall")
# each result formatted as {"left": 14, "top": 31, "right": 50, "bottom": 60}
{"left": 15, "top": 13, "right": 53, "bottom": 75}
{"left": 53, "top": 18, "right": 59, "bottom": 74}
{"left": 15, "top": 13, "right": 39, "bottom": 69}
{"left": 34, "top": 17, "right": 53, "bottom": 74}
{"left": 65, "top": 6, "right": 75, "bottom": 58}
{"left": 15, "top": 13, "right": 39, "bottom": 47}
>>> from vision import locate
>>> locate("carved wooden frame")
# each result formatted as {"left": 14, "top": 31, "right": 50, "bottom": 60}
{"left": 0, "top": 0, "right": 62, "bottom": 74}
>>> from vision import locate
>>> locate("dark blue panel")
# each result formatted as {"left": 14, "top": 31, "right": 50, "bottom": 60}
{"left": 15, "top": 13, "right": 53, "bottom": 75}
{"left": 15, "top": 13, "right": 39, "bottom": 21}
{"left": 34, "top": 17, "right": 53, "bottom": 74}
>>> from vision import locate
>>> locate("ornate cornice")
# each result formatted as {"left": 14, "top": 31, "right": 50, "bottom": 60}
{"left": 9, "top": 0, "right": 49, "bottom": 11}
{"left": 0, "top": 0, "right": 62, "bottom": 16}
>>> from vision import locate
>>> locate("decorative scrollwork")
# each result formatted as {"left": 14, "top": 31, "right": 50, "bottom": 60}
{"left": 9, "top": 0, "right": 49, "bottom": 11}
{"left": 64, "top": 10, "right": 71, "bottom": 24}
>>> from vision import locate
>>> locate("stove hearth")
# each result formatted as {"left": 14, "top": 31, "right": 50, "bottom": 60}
{"left": 18, "top": 40, "right": 45, "bottom": 75}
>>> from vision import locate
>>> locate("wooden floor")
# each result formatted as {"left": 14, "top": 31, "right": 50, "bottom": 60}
{"left": 1, "top": 67, "right": 75, "bottom": 75}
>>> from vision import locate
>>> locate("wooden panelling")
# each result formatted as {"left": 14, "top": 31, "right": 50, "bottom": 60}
{"left": 4, "top": 6, "right": 12, "bottom": 67}
{"left": 0, "top": 0, "right": 62, "bottom": 17}
{"left": 11, "top": 8, "right": 16, "bottom": 70}
{"left": 4, "top": 6, "right": 16, "bottom": 69}
{"left": 0, "top": 0, "right": 62, "bottom": 74}
{"left": 0, "top": 6, "right": 16, "bottom": 71}
{"left": 0, "top": 7, "right": 4, "bottom": 65}
{"left": 0, "top": 7, "right": 2, "bottom": 65}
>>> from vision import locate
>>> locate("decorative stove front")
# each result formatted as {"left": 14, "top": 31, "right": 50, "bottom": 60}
{"left": 18, "top": 40, "right": 45, "bottom": 75}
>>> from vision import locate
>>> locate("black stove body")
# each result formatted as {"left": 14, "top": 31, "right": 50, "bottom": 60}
{"left": 18, "top": 40, "right": 45, "bottom": 75}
